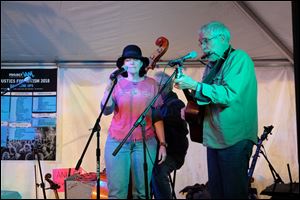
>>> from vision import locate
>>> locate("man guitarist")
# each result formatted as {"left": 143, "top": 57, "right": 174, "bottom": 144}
{"left": 174, "top": 21, "right": 258, "bottom": 199}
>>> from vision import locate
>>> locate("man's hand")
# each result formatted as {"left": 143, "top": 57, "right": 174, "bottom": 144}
{"left": 174, "top": 74, "right": 198, "bottom": 90}
{"left": 157, "top": 145, "right": 167, "bottom": 165}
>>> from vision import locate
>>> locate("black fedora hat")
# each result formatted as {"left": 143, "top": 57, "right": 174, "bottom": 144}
{"left": 116, "top": 45, "right": 149, "bottom": 69}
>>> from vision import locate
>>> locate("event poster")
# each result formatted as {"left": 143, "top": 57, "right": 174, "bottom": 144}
{"left": 1, "top": 67, "right": 57, "bottom": 160}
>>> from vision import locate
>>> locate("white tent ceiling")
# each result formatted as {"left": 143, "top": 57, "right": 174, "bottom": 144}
{"left": 1, "top": 1, "right": 293, "bottom": 65}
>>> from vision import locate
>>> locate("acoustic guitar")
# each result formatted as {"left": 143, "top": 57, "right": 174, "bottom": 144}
{"left": 183, "top": 89, "right": 204, "bottom": 143}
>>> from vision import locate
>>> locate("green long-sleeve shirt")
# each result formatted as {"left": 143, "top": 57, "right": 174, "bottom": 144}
{"left": 195, "top": 49, "right": 258, "bottom": 148}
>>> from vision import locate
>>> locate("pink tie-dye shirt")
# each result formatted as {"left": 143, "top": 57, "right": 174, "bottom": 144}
{"left": 106, "top": 76, "right": 163, "bottom": 141}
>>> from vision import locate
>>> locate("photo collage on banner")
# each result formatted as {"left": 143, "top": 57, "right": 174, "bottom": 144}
{"left": 1, "top": 67, "right": 57, "bottom": 160}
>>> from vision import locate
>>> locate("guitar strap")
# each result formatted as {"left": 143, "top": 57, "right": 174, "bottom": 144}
{"left": 203, "top": 45, "right": 235, "bottom": 84}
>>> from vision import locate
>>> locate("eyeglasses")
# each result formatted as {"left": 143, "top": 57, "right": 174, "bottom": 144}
{"left": 200, "top": 34, "right": 221, "bottom": 45}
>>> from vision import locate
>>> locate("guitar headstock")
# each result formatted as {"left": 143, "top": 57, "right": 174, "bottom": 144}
{"left": 261, "top": 125, "right": 274, "bottom": 142}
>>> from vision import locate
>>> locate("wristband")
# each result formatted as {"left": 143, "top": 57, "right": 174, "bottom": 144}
{"left": 159, "top": 142, "right": 168, "bottom": 148}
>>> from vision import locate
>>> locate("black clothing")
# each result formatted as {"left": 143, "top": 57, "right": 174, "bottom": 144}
{"left": 160, "top": 91, "right": 189, "bottom": 168}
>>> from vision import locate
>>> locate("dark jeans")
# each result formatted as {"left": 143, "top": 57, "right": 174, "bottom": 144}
{"left": 207, "top": 139, "right": 254, "bottom": 199}
{"left": 151, "top": 156, "right": 178, "bottom": 199}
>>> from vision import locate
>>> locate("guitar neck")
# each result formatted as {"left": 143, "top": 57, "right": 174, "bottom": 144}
{"left": 54, "top": 190, "right": 59, "bottom": 199}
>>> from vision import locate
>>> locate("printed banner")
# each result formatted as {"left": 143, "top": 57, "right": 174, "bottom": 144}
{"left": 1, "top": 67, "right": 57, "bottom": 160}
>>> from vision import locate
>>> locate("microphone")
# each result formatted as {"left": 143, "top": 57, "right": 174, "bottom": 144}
{"left": 109, "top": 66, "right": 128, "bottom": 80}
{"left": 1, "top": 76, "right": 32, "bottom": 96}
{"left": 168, "top": 51, "right": 198, "bottom": 67}
{"left": 15, "top": 76, "right": 32, "bottom": 86}
{"left": 11, "top": 76, "right": 32, "bottom": 89}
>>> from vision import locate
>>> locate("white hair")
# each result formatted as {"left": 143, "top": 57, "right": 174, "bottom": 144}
{"left": 198, "top": 21, "right": 231, "bottom": 42}
{"left": 154, "top": 71, "right": 173, "bottom": 91}
{"left": 154, "top": 71, "right": 171, "bottom": 84}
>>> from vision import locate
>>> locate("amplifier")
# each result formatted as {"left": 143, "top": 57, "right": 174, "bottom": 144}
{"left": 65, "top": 172, "right": 108, "bottom": 199}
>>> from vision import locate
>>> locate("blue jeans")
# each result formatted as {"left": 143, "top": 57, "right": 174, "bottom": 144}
{"left": 151, "top": 156, "right": 178, "bottom": 199}
{"left": 207, "top": 139, "right": 254, "bottom": 199}
{"left": 104, "top": 135, "right": 157, "bottom": 199}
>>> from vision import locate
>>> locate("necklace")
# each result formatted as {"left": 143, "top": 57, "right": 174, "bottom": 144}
{"left": 131, "top": 88, "right": 138, "bottom": 95}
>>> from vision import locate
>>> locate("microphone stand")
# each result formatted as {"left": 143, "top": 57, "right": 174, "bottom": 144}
{"left": 34, "top": 147, "right": 47, "bottom": 199}
{"left": 260, "top": 149, "right": 284, "bottom": 193}
{"left": 1, "top": 80, "right": 28, "bottom": 96}
{"left": 34, "top": 164, "right": 38, "bottom": 199}
{"left": 74, "top": 77, "right": 118, "bottom": 200}
{"left": 112, "top": 68, "right": 178, "bottom": 199}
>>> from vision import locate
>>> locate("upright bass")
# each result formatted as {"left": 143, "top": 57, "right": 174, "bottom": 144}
{"left": 145, "top": 36, "right": 169, "bottom": 71}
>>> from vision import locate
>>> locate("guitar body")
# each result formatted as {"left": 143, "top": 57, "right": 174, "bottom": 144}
{"left": 90, "top": 172, "right": 109, "bottom": 199}
{"left": 182, "top": 89, "right": 204, "bottom": 143}
{"left": 185, "top": 100, "right": 203, "bottom": 143}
